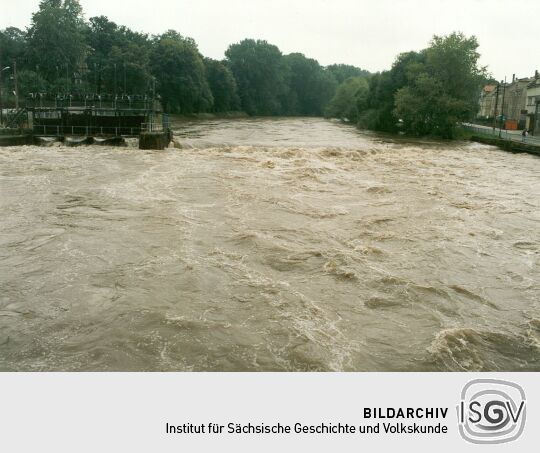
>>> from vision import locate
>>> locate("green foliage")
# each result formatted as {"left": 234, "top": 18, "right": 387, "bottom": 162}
{"left": 326, "top": 64, "right": 370, "bottom": 84}
{"left": 16, "top": 70, "right": 48, "bottom": 95}
{"left": 225, "top": 39, "right": 288, "bottom": 115}
{"left": 85, "top": 16, "right": 152, "bottom": 94}
{"left": 150, "top": 31, "right": 213, "bottom": 113}
{"left": 283, "top": 53, "right": 337, "bottom": 116}
{"left": 357, "top": 52, "right": 424, "bottom": 132}
{"left": 325, "top": 77, "right": 368, "bottom": 122}
{"left": 0, "top": 0, "right": 490, "bottom": 131}
{"left": 355, "top": 32, "right": 486, "bottom": 138}
{"left": 393, "top": 33, "right": 485, "bottom": 138}
{"left": 204, "top": 58, "right": 240, "bottom": 112}
{"left": 357, "top": 72, "right": 396, "bottom": 131}
{"left": 26, "top": 0, "right": 87, "bottom": 83}
{"left": 3, "top": 1, "right": 378, "bottom": 116}
{"left": 0, "top": 27, "right": 27, "bottom": 65}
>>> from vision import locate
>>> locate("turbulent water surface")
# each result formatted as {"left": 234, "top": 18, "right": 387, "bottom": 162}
{"left": 1, "top": 117, "right": 539, "bottom": 371}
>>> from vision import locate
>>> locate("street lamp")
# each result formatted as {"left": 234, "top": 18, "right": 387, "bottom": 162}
{"left": 0, "top": 66, "right": 11, "bottom": 126}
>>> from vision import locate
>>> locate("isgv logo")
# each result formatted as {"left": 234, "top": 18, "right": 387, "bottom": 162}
{"left": 457, "top": 379, "right": 526, "bottom": 444}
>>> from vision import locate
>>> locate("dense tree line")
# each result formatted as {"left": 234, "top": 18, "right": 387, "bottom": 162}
{"left": 324, "top": 32, "right": 486, "bottom": 138}
{"left": 1, "top": 1, "right": 486, "bottom": 137}
{"left": 0, "top": 0, "right": 367, "bottom": 116}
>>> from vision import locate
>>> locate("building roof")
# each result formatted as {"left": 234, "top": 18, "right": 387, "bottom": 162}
{"left": 527, "top": 78, "right": 540, "bottom": 89}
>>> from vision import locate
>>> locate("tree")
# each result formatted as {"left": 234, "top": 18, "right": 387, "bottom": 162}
{"left": 2, "top": 0, "right": 379, "bottom": 119}
{"left": 225, "top": 39, "right": 288, "bottom": 115}
{"left": 394, "top": 32, "right": 485, "bottom": 138}
{"left": 204, "top": 58, "right": 240, "bottom": 112}
{"left": 326, "top": 64, "right": 370, "bottom": 84}
{"left": 357, "top": 71, "right": 395, "bottom": 131}
{"left": 85, "top": 16, "right": 120, "bottom": 93}
{"left": 325, "top": 76, "right": 368, "bottom": 122}
{"left": 0, "top": 27, "right": 27, "bottom": 66}
{"left": 283, "top": 53, "right": 337, "bottom": 116}
{"left": 26, "top": 0, "right": 88, "bottom": 85}
{"left": 17, "top": 70, "right": 48, "bottom": 96}
{"left": 358, "top": 51, "right": 424, "bottom": 132}
{"left": 85, "top": 17, "right": 152, "bottom": 94}
{"left": 151, "top": 31, "right": 213, "bottom": 113}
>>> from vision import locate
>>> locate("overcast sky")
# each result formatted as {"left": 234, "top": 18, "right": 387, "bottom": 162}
{"left": 1, "top": 0, "right": 538, "bottom": 80}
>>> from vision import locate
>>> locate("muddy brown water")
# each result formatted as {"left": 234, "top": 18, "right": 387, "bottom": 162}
{"left": 0, "top": 117, "right": 539, "bottom": 371}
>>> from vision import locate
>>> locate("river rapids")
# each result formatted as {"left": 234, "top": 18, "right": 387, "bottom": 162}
{"left": 0, "top": 118, "right": 539, "bottom": 371}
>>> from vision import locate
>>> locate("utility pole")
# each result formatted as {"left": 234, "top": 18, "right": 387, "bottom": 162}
{"left": 96, "top": 62, "right": 102, "bottom": 95}
{"left": 13, "top": 61, "right": 19, "bottom": 110}
{"left": 114, "top": 63, "right": 117, "bottom": 96}
{"left": 534, "top": 100, "right": 540, "bottom": 136}
{"left": 499, "top": 77, "right": 507, "bottom": 138}
{"left": 123, "top": 62, "right": 126, "bottom": 94}
{"left": 492, "top": 82, "right": 500, "bottom": 134}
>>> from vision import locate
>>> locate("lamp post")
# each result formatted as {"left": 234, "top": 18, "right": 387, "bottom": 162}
{"left": 13, "top": 61, "right": 19, "bottom": 110}
{"left": 499, "top": 77, "right": 507, "bottom": 139}
{"left": 0, "top": 65, "right": 11, "bottom": 126}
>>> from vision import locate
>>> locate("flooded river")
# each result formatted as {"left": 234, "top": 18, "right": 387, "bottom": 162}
{"left": 1, "top": 117, "right": 539, "bottom": 371}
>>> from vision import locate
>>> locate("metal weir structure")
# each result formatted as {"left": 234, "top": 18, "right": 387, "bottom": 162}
{"left": 1, "top": 93, "right": 172, "bottom": 149}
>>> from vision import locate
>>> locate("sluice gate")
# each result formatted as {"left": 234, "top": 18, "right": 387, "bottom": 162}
{"left": 1, "top": 93, "right": 172, "bottom": 149}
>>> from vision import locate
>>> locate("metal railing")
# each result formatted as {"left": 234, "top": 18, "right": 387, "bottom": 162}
{"left": 33, "top": 125, "right": 141, "bottom": 137}
{"left": 461, "top": 123, "right": 540, "bottom": 146}
{"left": 3, "top": 108, "right": 28, "bottom": 128}
{"left": 25, "top": 93, "right": 160, "bottom": 111}
{"left": 140, "top": 122, "right": 163, "bottom": 132}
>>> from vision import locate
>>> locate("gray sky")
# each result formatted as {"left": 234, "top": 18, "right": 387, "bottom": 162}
{"left": 1, "top": 0, "right": 538, "bottom": 80}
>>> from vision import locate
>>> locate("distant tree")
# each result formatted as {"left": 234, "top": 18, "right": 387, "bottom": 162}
{"left": 357, "top": 72, "right": 394, "bottom": 131}
{"left": 85, "top": 16, "right": 120, "bottom": 93}
{"left": 394, "top": 32, "right": 485, "bottom": 137}
{"left": 283, "top": 53, "right": 337, "bottom": 116}
{"left": 325, "top": 76, "right": 369, "bottom": 121}
{"left": 85, "top": 17, "right": 152, "bottom": 94}
{"left": 204, "top": 58, "right": 240, "bottom": 112}
{"left": 0, "top": 27, "right": 27, "bottom": 67}
{"left": 104, "top": 39, "right": 152, "bottom": 95}
{"left": 150, "top": 31, "right": 213, "bottom": 113}
{"left": 225, "top": 39, "right": 288, "bottom": 115}
{"left": 326, "top": 64, "right": 370, "bottom": 84}
{"left": 26, "top": 0, "right": 88, "bottom": 85}
{"left": 0, "top": 28, "right": 28, "bottom": 104}
{"left": 16, "top": 70, "right": 48, "bottom": 96}
{"left": 358, "top": 51, "right": 424, "bottom": 132}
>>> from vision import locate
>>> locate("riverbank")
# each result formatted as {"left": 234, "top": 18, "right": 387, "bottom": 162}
{"left": 468, "top": 135, "right": 540, "bottom": 156}
{"left": 353, "top": 122, "right": 540, "bottom": 158}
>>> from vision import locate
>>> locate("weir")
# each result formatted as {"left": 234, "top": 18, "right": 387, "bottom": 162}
{"left": 0, "top": 93, "right": 172, "bottom": 149}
